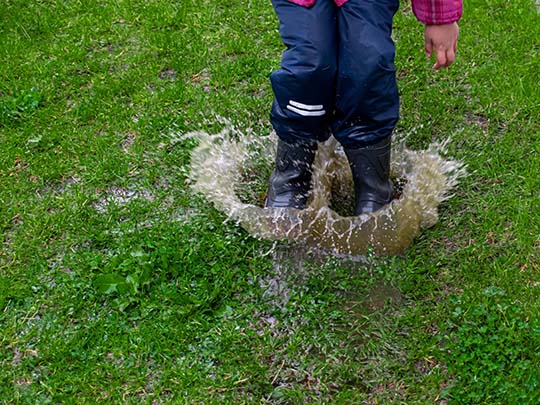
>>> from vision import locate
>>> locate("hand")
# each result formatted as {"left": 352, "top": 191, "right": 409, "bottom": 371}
{"left": 425, "top": 22, "right": 459, "bottom": 70}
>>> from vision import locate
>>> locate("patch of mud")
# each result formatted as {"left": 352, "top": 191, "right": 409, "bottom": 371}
{"left": 258, "top": 244, "right": 312, "bottom": 309}
{"left": 92, "top": 186, "right": 154, "bottom": 213}
{"left": 258, "top": 243, "right": 402, "bottom": 319}
{"left": 37, "top": 176, "right": 81, "bottom": 197}
{"left": 159, "top": 68, "right": 177, "bottom": 80}
{"left": 118, "top": 131, "right": 137, "bottom": 152}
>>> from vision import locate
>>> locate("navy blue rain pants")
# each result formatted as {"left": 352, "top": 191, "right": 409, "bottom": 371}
{"left": 270, "top": 0, "right": 400, "bottom": 148}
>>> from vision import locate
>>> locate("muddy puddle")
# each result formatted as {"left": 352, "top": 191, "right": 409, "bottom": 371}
{"left": 186, "top": 124, "right": 465, "bottom": 256}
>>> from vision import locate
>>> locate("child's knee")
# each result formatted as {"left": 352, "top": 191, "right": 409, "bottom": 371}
{"left": 275, "top": 43, "right": 337, "bottom": 86}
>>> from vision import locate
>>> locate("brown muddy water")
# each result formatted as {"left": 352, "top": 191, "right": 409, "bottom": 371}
{"left": 186, "top": 125, "right": 466, "bottom": 256}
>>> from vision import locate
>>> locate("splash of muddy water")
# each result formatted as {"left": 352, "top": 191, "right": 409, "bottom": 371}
{"left": 186, "top": 126, "right": 465, "bottom": 256}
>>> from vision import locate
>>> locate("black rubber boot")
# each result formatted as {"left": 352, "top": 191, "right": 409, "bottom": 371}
{"left": 265, "top": 138, "right": 317, "bottom": 209}
{"left": 344, "top": 137, "right": 393, "bottom": 215}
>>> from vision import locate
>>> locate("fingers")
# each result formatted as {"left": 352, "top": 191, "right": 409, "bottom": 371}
{"left": 433, "top": 47, "right": 447, "bottom": 70}
{"left": 425, "top": 39, "right": 433, "bottom": 59}
{"left": 446, "top": 47, "right": 455, "bottom": 67}
{"left": 432, "top": 43, "right": 456, "bottom": 70}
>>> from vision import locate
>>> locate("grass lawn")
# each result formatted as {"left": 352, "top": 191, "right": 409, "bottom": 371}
{"left": 1, "top": 0, "right": 540, "bottom": 402}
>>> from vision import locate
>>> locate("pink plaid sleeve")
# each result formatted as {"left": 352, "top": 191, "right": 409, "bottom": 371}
{"left": 286, "top": 0, "right": 315, "bottom": 6}
{"left": 411, "top": 0, "right": 463, "bottom": 25}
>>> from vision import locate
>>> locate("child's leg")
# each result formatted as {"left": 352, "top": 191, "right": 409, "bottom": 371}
{"left": 266, "top": 0, "right": 338, "bottom": 209}
{"left": 332, "top": 0, "right": 400, "bottom": 148}
{"left": 270, "top": 0, "right": 338, "bottom": 144}
{"left": 332, "top": 0, "right": 400, "bottom": 214}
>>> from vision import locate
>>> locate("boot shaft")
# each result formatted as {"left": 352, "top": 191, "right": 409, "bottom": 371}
{"left": 344, "top": 137, "right": 393, "bottom": 215}
{"left": 265, "top": 138, "right": 318, "bottom": 209}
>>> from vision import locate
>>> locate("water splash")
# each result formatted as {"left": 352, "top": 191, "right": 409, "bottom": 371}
{"left": 185, "top": 124, "right": 465, "bottom": 256}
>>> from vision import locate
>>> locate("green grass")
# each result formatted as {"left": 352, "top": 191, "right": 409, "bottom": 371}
{"left": 1, "top": 0, "right": 539, "bottom": 402}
